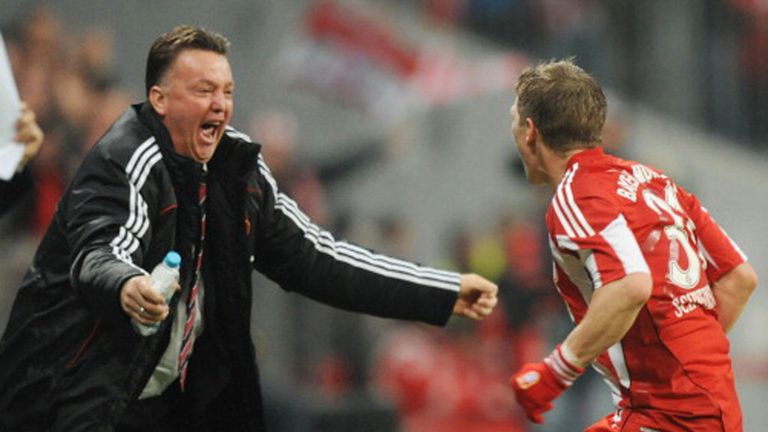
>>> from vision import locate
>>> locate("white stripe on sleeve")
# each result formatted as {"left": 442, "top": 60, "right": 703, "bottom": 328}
{"left": 109, "top": 137, "right": 161, "bottom": 270}
{"left": 257, "top": 156, "right": 459, "bottom": 291}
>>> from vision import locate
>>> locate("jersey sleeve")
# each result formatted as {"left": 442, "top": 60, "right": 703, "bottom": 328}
{"left": 676, "top": 184, "right": 747, "bottom": 282}
{"left": 548, "top": 170, "right": 650, "bottom": 289}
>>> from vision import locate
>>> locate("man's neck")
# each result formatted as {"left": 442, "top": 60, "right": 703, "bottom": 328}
{"left": 545, "top": 147, "right": 590, "bottom": 189}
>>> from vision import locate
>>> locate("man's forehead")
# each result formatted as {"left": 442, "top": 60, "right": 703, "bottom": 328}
{"left": 171, "top": 49, "right": 229, "bottom": 69}
{"left": 167, "top": 50, "right": 233, "bottom": 80}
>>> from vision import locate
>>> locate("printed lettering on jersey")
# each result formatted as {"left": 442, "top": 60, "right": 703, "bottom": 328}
{"left": 615, "top": 164, "right": 666, "bottom": 203}
{"left": 672, "top": 284, "right": 716, "bottom": 318}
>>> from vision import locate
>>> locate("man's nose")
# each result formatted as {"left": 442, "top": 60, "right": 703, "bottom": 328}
{"left": 211, "top": 92, "right": 227, "bottom": 112}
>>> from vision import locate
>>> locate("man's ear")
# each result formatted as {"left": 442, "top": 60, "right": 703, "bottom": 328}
{"left": 148, "top": 85, "right": 166, "bottom": 115}
{"left": 524, "top": 117, "right": 539, "bottom": 153}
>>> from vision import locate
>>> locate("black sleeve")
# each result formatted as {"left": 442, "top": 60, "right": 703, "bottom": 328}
{"left": 252, "top": 155, "right": 459, "bottom": 326}
{"left": 0, "top": 168, "right": 33, "bottom": 217}
{"left": 65, "top": 141, "right": 161, "bottom": 325}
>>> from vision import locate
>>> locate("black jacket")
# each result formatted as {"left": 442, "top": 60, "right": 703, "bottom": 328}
{"left": 0, "top": 103, "right": 460, "bottom": 431}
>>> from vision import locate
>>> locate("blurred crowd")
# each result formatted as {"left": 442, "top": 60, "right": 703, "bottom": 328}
{"left": 3, "top": 6, "right": 133, "bottom": 235}
{"left": 404, "top": 0, "right": 768, "bottom": 149}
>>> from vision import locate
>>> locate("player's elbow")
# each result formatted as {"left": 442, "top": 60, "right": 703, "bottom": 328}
{"left": 623, "top": 272, "right": 653, "bottom": 307}
{"left": 732, "top": 262, "right": 758, "bottom": 297}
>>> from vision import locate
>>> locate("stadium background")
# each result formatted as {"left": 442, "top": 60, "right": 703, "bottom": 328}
{"left": 0, "top": 0, "right": 766, "bottom": 430}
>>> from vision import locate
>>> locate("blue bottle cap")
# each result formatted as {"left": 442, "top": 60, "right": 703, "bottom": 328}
{"left": 164, "top": 251, "right": 181, "bottom": 268}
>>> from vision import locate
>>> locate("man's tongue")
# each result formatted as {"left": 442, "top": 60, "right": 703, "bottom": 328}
{"left": 200, "top": 124, "right": 216, "bottom": 142}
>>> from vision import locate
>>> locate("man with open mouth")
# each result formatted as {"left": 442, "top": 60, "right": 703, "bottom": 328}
{"left": 0, "top": 25, "right": 498, "bottom": 431}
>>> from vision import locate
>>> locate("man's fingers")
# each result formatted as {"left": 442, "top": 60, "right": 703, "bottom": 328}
{"left": 15, "top": 107, "right": 43, "bottom": 144}
{"left": 459, "top": 303, "right": 482, "bottom": 320}
{"left": 126, "top": 295, "right": 168, "bottom": 322}
{"left": 471, "top": 303, "right": 494, "bottom": 318}
{"left": 478, "top": 294, "right": 497, "bottom": 308}
{"left": 120, "top": 275, "right": 169, "bottom": 324}
{"left": 125, "top": 300, "right": 155, "bottom": 324}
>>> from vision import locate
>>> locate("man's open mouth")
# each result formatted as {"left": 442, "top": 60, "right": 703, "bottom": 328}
{"left": 200, "top": 121, "right": 222, "bottom": 142}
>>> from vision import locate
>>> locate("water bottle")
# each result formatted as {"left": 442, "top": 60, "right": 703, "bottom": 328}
{"left": 132, "top": 251, "right": 181, "bottom": 336}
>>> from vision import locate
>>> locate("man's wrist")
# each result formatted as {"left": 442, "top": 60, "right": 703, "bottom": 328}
{"left": 558, "top": 341, "right": 586, "bottom": 368}
{"left": 543, "top": 344, "right": 585, "bottom": 387}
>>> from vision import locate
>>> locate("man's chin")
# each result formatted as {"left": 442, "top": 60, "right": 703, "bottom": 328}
{"left": 192, "top": 148, "right": 216, "bottom": 163}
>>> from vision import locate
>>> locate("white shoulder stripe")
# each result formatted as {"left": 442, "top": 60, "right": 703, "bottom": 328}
{"left": 556, "top": 185, "right": 586, "bottom": 238}
{"left": 125, "top": 138, "right": 156, "bottom": 177}
{"left": 564, "top": 165, "right": 595, "bottom": 236}
{"left": 257, "top": 157, "right": 459, "bottom": 290}
{"left": 599, "top": 214, "right": 650, "bottom": 275}
{"left": 552, "top": 197, "right": 577, "bottom": 238}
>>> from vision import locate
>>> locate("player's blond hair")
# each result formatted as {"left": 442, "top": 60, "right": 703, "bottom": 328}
{"left": 515, "top": 59, "right": 606, "bottom": 152}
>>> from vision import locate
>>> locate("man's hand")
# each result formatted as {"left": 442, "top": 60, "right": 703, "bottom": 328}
{"left": 510, "top": 345, "right": 584, "bottom": 424}
{"left": 120, "top": 275, "right": 176, "bottom": 324}
{"left": 453, "top": 273, "right": 498, "bottom": 320}
{"left": 15, "top": 103, "right": 44, "bottom": 168}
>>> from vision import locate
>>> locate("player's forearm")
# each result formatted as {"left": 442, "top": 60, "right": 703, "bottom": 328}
{"left": 713, "top": 262, "right": 758, "bottom": 333}
{"left": 562, "top": 273, "right": 652, "bottom": 367}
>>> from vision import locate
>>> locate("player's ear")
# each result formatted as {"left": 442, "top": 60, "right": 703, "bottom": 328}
{"left": 149, "top": 85, "right": 167, "bottom": 116}
{"left": 524, "top": 118, "right": 538, "bottom": 152}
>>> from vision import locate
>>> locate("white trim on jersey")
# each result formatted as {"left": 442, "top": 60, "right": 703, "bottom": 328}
{"left": 109, "top": 137, "right": 160, "bottom": 272}
{"left": 255, "top": 154, "right": 460, "bottom": 292}
{"left": 552, "top": 198, "right": 578, "bottom": 238}
{"left": 591, "top": 362, "right": 623, "bottom": 405}
{"left": 699, "top": 242, "right": 718, "bottom": 271}
{"left": 552, "top": 250, "right": 596, "bottom": 303}
{"left": 552, "top": 164, "right": 596, "bottom": 239}
{"left": 555, "top": 234, "right": 580, "bottom": 251}
{"left": 582, "top": 250, "right": 603, "bottom": 289}
{"left": 600, "top": 214, "right": 651, "bottom": 276}
{"left": 563, "top": 164, "right": 595, "bottom": 236}
{"left": 607, "top": 342, "right": 631, "bottom": 389}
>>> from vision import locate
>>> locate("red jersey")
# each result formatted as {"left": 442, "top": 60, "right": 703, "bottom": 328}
{"left": 546, "top": 147, "right": 747, "bottom": 430}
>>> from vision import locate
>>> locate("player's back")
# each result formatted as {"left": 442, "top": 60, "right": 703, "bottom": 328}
{"left": 546, "top": 147, "right": 745, "bottom": 429}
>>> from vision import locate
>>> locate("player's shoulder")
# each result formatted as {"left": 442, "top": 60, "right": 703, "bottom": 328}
{"left": 567, "top": 153, "right": 672, "bottom": 204}
{"left": 557, "top": 158, "right": 617, "bottom": 201}
{"left": 86, "top": 106, "right": 157, "bottom": 169}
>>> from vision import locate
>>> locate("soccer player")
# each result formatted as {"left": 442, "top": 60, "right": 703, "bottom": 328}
{"left": 508, "top": 59, "right": 757, "bottom": 431}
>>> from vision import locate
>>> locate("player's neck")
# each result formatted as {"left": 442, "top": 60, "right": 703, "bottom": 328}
{"left": 544, "top": 148, "right": 586, "bottom": 189}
